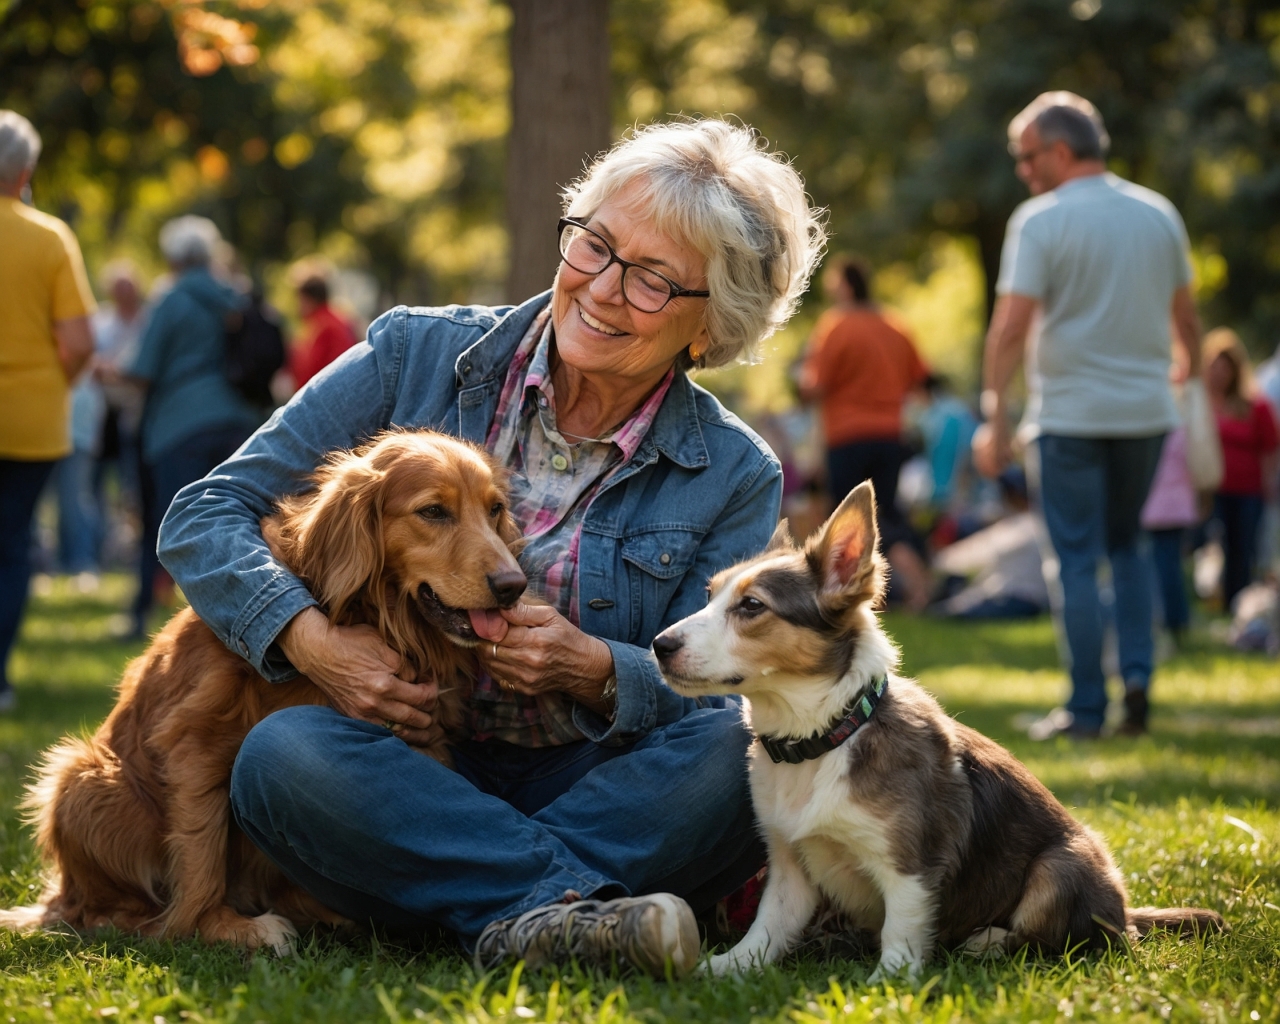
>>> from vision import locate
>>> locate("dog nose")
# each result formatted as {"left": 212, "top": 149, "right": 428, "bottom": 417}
{"left": 651, "top": 632, "right": 684, "bottom": 660}
{"left": 487, "top": 569, "right": 528, "bottom": 608}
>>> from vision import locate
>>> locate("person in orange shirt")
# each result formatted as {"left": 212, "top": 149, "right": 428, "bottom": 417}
{"left": 0, "top": 111, "right": 96, "bottom": 711}
{"left": 799, "top": 255, "right": 931, "bottom": 608}
{"left": 286, "top": 275, "right": 357, "bottom": 391}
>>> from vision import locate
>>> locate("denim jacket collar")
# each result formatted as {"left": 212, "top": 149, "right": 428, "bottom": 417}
{"left": 454, "top": 291, "right": 709, "bottom": 471}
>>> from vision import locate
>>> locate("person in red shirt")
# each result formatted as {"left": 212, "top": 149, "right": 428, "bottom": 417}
{"left": 799, "top": 255, "right": 931, "bottom": 609}
{"left": 287, "top": 275, "right": 357, "bottom": 391}
{"left": 1204, "top": 328, "right": 1279, "bottom": 610}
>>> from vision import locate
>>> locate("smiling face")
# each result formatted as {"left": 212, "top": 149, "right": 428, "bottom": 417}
{"left": 552, "top": 180, "right": 711, "bottom": 384}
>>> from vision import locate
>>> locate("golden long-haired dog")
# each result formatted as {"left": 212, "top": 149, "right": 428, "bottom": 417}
{"left": 654, "top": 483, "right": 1223, "bottom": 978}
{"left": 0, "top": 430, "right": 525, "bottom": 952}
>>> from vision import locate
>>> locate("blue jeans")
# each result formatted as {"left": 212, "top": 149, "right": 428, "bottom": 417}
{"left": 0, "top": 459, "right": 57, "bottom": 692}
{"left": 136, "top": 424, "right": 253, "bottom": 626}
{"left": 231, "top": 704, "right": 763, "bottom": 944}
{"left": 1148, "top": 528, "right": 1189, "bottom": 632}
{"left": 57, "top": 450, "right": 103, "bottom": 574}
{"left": 1213, "top": 493, "right": 1265, "bottom": 612}
{"left": 1033, "top": 435, "right": 1165, "bottom": 729}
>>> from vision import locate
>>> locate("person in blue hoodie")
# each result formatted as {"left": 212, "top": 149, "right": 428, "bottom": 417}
{"left": 124, "top": 216, "right": 261, "bottom": 636}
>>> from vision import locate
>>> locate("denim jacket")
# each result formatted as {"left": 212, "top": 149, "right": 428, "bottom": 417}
{"left": 158, "top": 293, "right": 782, "bottom": 745}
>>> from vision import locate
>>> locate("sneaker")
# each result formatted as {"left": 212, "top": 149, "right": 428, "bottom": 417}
{"left": 1115, "top": 688, "right": 1149, "bottom": 736}
{"left": 474, "top": 892, "right": 700, "bottom": 978}
{"left": 1027, "top": 707, "right": 1100, "bottom": 741}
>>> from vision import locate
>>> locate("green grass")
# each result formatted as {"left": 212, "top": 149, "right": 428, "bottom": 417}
{"left": 1, "top": 577, "right": 1277, "bottom": 1023}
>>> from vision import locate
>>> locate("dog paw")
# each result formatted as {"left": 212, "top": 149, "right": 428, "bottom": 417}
{"left": 705, "top": 952, "right": 745, "bottom": 976}
{"left": 961, "top": 925, "right": 1011, "bottom": 955}
{"left": 250, "top": 912, "right": 299, "bottom": 956}
{"left": 868, "top": 957, "right": 922, "bottom": 986}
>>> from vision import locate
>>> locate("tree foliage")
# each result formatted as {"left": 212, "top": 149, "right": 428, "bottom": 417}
{"left": 3, "top": 0, "right": 1278, "bottom": 349}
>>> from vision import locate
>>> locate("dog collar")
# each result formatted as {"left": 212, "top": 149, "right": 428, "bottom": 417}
{"left": 758, "top": 675, "right": 888, "bottom": 765}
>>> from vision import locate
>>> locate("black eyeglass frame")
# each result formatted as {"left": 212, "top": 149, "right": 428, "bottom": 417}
{"left": 557, "top": 217, "right": 710, "bottom": 313}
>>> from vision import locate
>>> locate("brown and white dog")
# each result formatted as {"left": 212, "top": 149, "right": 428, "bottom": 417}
{"left": 653, "top": 482, "right": 1223, "bottom": 978}
{"left": 0, "top": 430, "right": 525, "bottom": 952}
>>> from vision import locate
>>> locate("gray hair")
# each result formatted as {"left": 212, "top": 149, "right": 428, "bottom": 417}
{"left": 562, "top": 119, "right": 826, "bottom": 369}
{"left": 0, "top": 110, "right": 41, "bottom": 188}
{"left": 1008, "top": 91, "right": 1110, "bottom": 161}
{"left": 159, "top": 215, "right": 221, "bottom": 269}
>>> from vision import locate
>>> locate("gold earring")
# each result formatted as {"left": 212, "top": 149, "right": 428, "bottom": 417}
{"left": 689, "top": 342, "right": 704, "bottom": 361}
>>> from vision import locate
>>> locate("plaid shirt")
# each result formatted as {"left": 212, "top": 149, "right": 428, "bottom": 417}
{"left": 469, "top": 310, "right": 675, "bottom": 746}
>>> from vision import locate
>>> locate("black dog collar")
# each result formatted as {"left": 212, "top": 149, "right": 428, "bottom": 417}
{"left": 758, "top": 675, "right": 888, "bottom": 765}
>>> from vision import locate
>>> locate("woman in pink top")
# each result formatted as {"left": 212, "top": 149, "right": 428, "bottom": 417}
{"left": 1141, "top": 426, "right": 1199, "bottom": 641}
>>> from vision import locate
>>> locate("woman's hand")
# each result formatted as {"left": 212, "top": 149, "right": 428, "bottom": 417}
{"left": 278, "top": 607, "right": 440, "bottom": 746}
{"left": 472, "top": 603, "right": 615, "bottom": 714}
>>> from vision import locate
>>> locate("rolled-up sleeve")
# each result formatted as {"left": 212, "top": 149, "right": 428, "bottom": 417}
{"left": 573, "top": 451, "right": 783, "bottom": 743}
{"left": 157, "top": 309, "right": 406, "bottom": 680}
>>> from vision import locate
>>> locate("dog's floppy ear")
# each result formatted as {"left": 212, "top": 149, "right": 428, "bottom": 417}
{"left": 804, "top": 481, "right": 885, "bottom": 609}
{"left": 764, "top": 518, "right": 794, "bottom": 554}
{"left": 275, "top": 455, "right": 387, "bottom": 620}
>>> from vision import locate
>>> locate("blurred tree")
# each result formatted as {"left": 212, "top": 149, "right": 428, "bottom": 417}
{"left": 0, "top": 0, "right": 358, "bottom": 281}
{"left": 4, "top": 0, "right": 1276, "bottom": 352}
{"left": 612, "top": 0, "right": 1280, "bottom": 351}
{"left": 506, "top": 0, "right": 611, "bottom": 303}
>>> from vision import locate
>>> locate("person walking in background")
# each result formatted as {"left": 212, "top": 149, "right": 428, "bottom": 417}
{"left": 799, "top": 255, "right": 931, "bottom": 610}
{"left": 1141, "top": 426, "right": 1199, "bottom": 645}
{"left": 1203, "top": 328, "right": 1278, "bottom": 611}
{"left": 0, "top": 110, "right": 96, "bottom": 711}
{"left": 93, "top": 260, "right": 148, "bottom": 516}
{"left": 977, "top": 92, "right": 1204, "bottom": 739}
{"left": 117, "top": 216, "right": 261, "bottom": 637}
{"left": 285, "top": 272, "right": 356, "bottom": 392}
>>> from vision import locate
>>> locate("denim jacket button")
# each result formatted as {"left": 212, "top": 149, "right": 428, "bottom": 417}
{"left": 659, "top": 552, "right": 671, "bottom": 565}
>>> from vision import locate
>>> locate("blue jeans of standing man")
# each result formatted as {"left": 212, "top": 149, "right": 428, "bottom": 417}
{"left": 0, "top": 459, "right": 57, "bottom": 695}
{"left": 231, "top": 703, "right": 763, "bottom": 944}
{"left": 1033, "top": 435, "right": 1165, "bottom": 731}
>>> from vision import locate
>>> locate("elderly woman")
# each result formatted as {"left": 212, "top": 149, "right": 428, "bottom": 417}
{"left": 159, "top": 120, "right": 824, "bottom": 976}
{"left": 126, "top": 216, "right": 261, "bottom": 636}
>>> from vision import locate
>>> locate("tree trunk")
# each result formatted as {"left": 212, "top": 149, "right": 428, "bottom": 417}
{"left": 505, "top": 0, "right": 612, "bottom": 304}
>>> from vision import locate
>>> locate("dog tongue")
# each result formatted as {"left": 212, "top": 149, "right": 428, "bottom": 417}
{"left": 468, "top": 608, "right": 508, "bottom": 641}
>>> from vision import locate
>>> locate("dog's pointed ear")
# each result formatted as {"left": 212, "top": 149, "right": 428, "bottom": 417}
{"left": 764, "top": 518, "right": 794, "bottom": 554}
{"left": 804, "top": 481, "right": 884, "bottom": 607}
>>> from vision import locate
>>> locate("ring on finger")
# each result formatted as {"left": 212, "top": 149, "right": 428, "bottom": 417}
{"left": 492, "top": 642, "right": 498, "bottom": 658}
{"left": 383, "top": 719, "right": 396, "bottom": 731}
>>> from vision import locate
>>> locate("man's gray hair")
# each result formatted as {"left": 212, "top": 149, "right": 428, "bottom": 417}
{"left": 1008, "top": 91, "right": 1110, "bottom": 161}
{"left": 159, "top": 215, "right": 222, "bottom": 269}
{"left": 562, "top": 119, "right": 826, "bottom": 369}
{"left": 0, "top": 110, "right": 42, "bottom": 187}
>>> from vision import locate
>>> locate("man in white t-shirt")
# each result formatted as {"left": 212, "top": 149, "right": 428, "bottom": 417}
{"left": 977, "top": 92, "right": 1204, "bottom": 739}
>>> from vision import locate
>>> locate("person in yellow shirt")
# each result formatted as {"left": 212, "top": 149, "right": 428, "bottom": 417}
{"left": 0, "top": 110, "right": 96, "bottom": 712}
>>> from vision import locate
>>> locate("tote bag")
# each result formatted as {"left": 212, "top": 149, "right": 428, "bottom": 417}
{"left": 1182, "top": 378, "right": 1224, "bottom": 492}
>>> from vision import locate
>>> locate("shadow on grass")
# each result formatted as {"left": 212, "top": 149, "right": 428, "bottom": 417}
{"left": 884, "top": 613, "right": 1061, "bottom": 674}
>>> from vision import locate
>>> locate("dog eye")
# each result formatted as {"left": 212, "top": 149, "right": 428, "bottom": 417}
{"left": 490, "top": 502, "right": 505, "bottom": 517}
{"left": 737, "top": 596, "right": 766, "bottom": 615}
{"left": 417, "top": 504, "right": 448, "bottom": 521}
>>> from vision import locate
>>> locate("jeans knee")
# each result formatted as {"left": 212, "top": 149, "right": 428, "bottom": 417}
{"left": 673, "top": 706, "right": 754, "bottom": 803}
{"left": 231, "top": 705, "right": 349, "bottom": 831}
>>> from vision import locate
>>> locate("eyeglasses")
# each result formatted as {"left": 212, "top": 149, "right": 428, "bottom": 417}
{"left": 557, "top": 218, "right": 710, "bottom": 314}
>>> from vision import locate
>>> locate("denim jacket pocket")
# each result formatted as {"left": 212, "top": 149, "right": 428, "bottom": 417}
{"left": 620, "top": 528, "right": 703, "bottom": 643}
